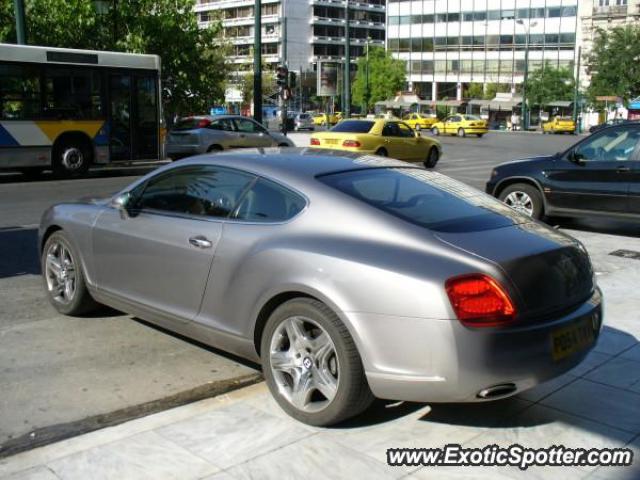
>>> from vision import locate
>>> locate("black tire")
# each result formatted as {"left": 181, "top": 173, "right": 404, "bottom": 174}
{"left": 476, "top": 134, "right": 484, "bottom": 138}
{"left": 498, "top": 182, "right": 545, "bottom": 220}
{"left": 432, "top": 127, "right": 440, "bottom": 136}
{"left": 261, "top": 298, "right": 374, "bottom": 426}
{"left": 41, "top": 231, "right": 100, "bottom": 316}
{"left": 375, "top": 147, "right": 388, "bottom": 157}
{"left": 52, "top": 140, "right": 91, "bottom": 178}
{"left": 457, "top": 128, "right": 466, "bottom": 138}
{"left": 424, "top": 146, "right": 439, "bottom": 168}
{"left": 206, "top": 144, "right": 223, "bottom": 153}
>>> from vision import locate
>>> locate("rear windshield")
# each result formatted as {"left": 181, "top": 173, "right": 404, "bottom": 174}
{"left": 466, "top": 115, "right": 482, "bottom": 121}
{"left": 299, "top": 114, "right": 310, "bottom": 119}
{"left": 330, "top": 120, "right": 375, "bottom": 133}
{"left": 173, "top": 117, "right": 206, "bottom": 131}
{"left": 319, "top": 168, "right": 526, "bottom": 232}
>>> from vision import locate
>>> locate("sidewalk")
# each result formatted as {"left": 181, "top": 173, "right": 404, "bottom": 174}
{"left": 1, "top": 228, "right": 639, "bottom": 480}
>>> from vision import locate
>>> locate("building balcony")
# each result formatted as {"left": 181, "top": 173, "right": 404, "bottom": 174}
{"left": 310, "top": 16, "right": 385, "bottom": 29}
{"left": 309, "top": 0, "right": 385, "bottom": 12}
{"left": 226, "top": 34, "right": 281, "bottom": 45}
{"left": 311, "top": 36, "right": 384, "bottom": 46}
{"left": 194, "top": 0, "right": 279, "bottom": 12}
{"left": 592, "top": 5, "right": 628, "bottom": 17}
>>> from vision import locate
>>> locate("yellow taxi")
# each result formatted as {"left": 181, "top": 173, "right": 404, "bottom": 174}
{"left": 312, "top": 112, "right": 341, "bottom": 127}
{"left": 310, "top": 119, "right": 442, "bottom": 168}
{"left": 431, "top": 114, "right": 488, "bottom": 138}
{"left": 403, "top": 112, "right": 438, "bottom": 131}
{"left": 543, "top": 116, "right": 576, "bottom": 134}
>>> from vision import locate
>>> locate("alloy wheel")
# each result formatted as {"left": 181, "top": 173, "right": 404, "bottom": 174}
{"left": 269, "top": 316, "right": 339, "bottom": 413}
{"left": 44, "top": 241, "right": 77, "bottom": 304}
{"left": 504, "top": 191, "right": 534, "bottom": 217}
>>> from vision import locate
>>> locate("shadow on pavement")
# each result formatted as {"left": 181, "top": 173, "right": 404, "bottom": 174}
{"left": 0, "top": 164, "right": 165, "bottom": 185}
{"left": 0, "top": 226, "right": 40, "bottom": 278}
{"left": 549, "top": 217, "right": 640, "bottom": 238}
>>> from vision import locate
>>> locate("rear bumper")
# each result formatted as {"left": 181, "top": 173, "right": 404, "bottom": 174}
{"left": 464, "top": 127, "right": 489, "bottom": 134}
{"left": 359, "top": 288, "right": 603, "bottom": 403}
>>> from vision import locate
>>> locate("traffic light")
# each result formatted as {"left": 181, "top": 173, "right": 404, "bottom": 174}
{"left": 288, "top": 71, "right": 297, "bottom": 89}
{"left": 276, "top": 65, "right": 288, "bottom": 88}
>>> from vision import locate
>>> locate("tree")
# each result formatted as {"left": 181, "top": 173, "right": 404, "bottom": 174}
{"left": 237, "top": 66, "right": 276, "bottom": 109}
{"left": 0, "top": 0, "right": 228, "bottom": 117}
{"left": 483, "top": 83, "right": 511, "bottom": 100}
{"left": 525, "top": 62, "right": 574, "bottom": 107}
{"left": 587, "top": 25, "right": 640, "bottom": 103}
{"left": 351, "top": 47, "right": 406, "bottom": 112}
{"left": 464, "top": 83, "right": 484, "bottom": 100}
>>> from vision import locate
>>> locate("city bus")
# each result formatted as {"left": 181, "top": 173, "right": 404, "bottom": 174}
{"left": 0, "top": 43, "right": 163, "bottom": 177}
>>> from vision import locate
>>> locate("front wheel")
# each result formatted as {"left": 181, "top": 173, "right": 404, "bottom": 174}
{"left": 261, "top": 298, "right": 374, "bottom": 426}
{"left": 424, "top": 147, "right": 439, "bottom": 168}
{"left": 476, "top": 134, "right": 484, "bottom": 138}
{"left": 432, "top": 127, "right": 440, "bottom": 136}
{"left": 499, "top": 183, "right": 544, "bottom": 219}
{"left": 52, "top": 141, "right": 91, "bottom": 178}
{"left": 457, "top": 128, "right": 466, "bottom": 138}
{"left": 375, "top": 147, "right": 388, "bottom": 157}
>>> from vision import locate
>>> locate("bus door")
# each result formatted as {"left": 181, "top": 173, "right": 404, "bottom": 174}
{"left": 108, "top": 73, "right": 158, "bottom": 161}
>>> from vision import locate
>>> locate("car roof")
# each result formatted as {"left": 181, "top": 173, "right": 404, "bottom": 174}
{"left": 164, "top": 148, "right": 413, "bottom": 184}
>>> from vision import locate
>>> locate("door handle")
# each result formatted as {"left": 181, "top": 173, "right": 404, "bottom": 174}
{"left": 616, "top": 166, "right": 631, "bottom": 173}
{"left": 188, "top": 235, "right": 213, "bottom": 249}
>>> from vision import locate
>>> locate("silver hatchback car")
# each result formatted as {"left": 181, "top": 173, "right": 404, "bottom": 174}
{"left": 166, "top": 115, "right": 294, "bottom": 160}
{"left": 293, "top": 113, "right": 315, "bottom": 131}
{"left": 40, "top": 149, "right": 602, "bottom": 426}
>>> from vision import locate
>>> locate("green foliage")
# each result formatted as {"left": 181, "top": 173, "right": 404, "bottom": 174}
{"left": 525, "top": 62, "right": 574, "bottom": 106}
{"left": 351, "top": 47, "right": 406, "bottom": 112}
{"left": 587, "top": 25, "right": 640, "bottom": 103}
{"left": 0, "top": 0, "right": 228, "bottom": 116}
{"left": 483, "top": 83, "right": 511, "bottom": 100}
{"left": 464, "top": 83, "right": 484, "bottom": 100}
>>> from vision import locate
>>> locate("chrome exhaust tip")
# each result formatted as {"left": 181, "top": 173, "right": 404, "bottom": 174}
{"left": 477, "top": 383, "right": 517, "bottom": 399}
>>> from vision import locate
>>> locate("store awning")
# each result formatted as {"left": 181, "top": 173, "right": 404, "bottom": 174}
{"left": 489, "top": 100, "right": 522, "bottom": 111}
{"left": 468, "top": 99, "right": 492, "bottom": 107}
{"left": 547, "top": 101, "right": 573, "bottom": 108}
{"left": 432, "top": 100, "right": 466, "bottom": 107}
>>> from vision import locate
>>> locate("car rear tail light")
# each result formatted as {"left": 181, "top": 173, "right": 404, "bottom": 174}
{"left": 197, "top": 119, "right": 211, "bottom": 128}
{"left": 445, "top": 274, "right": 516, "bottom": 327}
{"left": 310, "top": 138, "right": 320, "bottom": 146}
{"left": 343, "top": 140, "right": 361, "bottom": 147}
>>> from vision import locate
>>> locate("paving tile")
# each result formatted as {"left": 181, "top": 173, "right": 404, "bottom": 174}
{"left": 540, "top": 379, "right": 640, "bottom": 434}
{"left": 0, "top": 466, "right": 60, "bottom": 480}
{"left": 593, "top": 329, "right": 638, "bottom": 356}
{"left": 317, "top": 397, "right": 532, "bottom": 474}
{"left": 156, "top": 403, "right": 312, "bottom": 470}
{"left": 620, "top": 344, "right": 640, "bottom": 363}
{"left": 517, "top": 373, "right": 577, "bottom": 403}
{"left": 586, "top": 436, "right": 640, "bottom": 480}
{"left": 226, "top": 435, "right": 396, "bottom": 480}
{"left": 47, "top": 431, "right": 216, "bottom": 480}
{"left": 584, "top": 357, "right": 640, "bottom": 390}
{"left": 408, "top": 464, "right": 586, "bottom": 479}
{"left": 569, "top": 351, "right": 613, "bottom": 377}
{"left": 199, "top": 472, "right": 239, "bottom": 480}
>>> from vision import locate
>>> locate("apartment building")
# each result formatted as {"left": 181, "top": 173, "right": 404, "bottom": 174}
{"left": 387, "top": 0, "right": 579, "bottom": 100}
{"left": 578, "top": 0, "right": 640, "bottom": 87}
{"left": 195, "top": 0, "right": 386, "bottom": 84}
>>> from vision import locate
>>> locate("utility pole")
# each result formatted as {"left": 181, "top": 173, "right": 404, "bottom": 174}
{"left": 281, "top": 16, "right": 288, "bottom": 136}
{"left": 253, "top": 0, "right": 262, "bottom": 125}
{"left": 516, "top": 19, "right": 537, "bottom": 132}
{"left": 344, "top": 0, "right": 351, "bottom": 118}
{"left": 13, "top": 0, "right": 26, "bottom": 44}
{"left": 364, "top": 38, "right": 370, "bottom": 114}
{"left": 573, "top": 46, "right": 582, "bottom": 133}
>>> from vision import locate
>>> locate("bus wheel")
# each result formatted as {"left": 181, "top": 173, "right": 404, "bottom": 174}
{"left": 53, "top": 140, "right": 91, "bottom": 178}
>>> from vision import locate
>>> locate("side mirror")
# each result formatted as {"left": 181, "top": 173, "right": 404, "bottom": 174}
{"left": 112, "top": 192, "right": 132, "bottom": 218}
{"left": 568, "top": 150, "right": 586, "bottom": 166}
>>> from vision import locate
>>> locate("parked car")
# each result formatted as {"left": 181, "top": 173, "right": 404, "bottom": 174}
{"left": 542, "top": 116, "right": 576, "bottom": 134}
{"left": 40, "top": 148, "right": 602, "bottom": 426}
{"left": 310, "top": 119, "right": 441, "bottom": 168}
{"left": 166, "top": 115, "right": 293, "bottom": 160}
{"left": 403, "top": 112, "right": 438, "bottom": 131}
{"left": 431, "top": 114, "right": 488, "bottom": 137}
{"left": 487, "top": 123, "right": 640, "bottom": 220}
{"left": 589, "top": 118, "right": 636, "bottom": 134}
{"left": 293, "top": 113, "right": 315, "bottom": 131}
{"left": 312, "top": 113, "right": 340, "bottom": 127}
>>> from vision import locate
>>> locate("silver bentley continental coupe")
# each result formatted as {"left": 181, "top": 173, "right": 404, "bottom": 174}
{"left": 39, "top": 148, "right": 603, "bottom": 426}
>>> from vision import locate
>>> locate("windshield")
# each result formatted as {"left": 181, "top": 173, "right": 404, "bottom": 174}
{"left": 330, "top": 121, "right": 375, "bottom": 133}
{"left": 319, "top": 168, "right": 527, "bottom": 232}
{"left": 173, "top": 117, "right": 208, "bottom": 131}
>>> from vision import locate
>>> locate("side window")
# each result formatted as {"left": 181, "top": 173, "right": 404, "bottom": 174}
{"left": 43, "top": 68, "right": 102, "bottom": 119}
{"left": 234, "top": 178, "right": 306, "bottom": 222}
{"left": 235, "top": 118, "right": 265, "bottom": 134}
{"left": 398, "top": 122, "right": 415, "bottom": 138}
{"left": 0, "top": 63, "right": 41, "bottom": 120}
{"left": 135, "top": 167, "right": 255, "bottom": 218}
{"left": 209, "top": 119, "right": 234, "bottom": 131}
{"left": 574, "top": 128, "right": 640, "bottom": 162}
{"left": 452, "top": 116, "right": 462, "bottom": 122}
{"left": 382, "top": 122, "right": 400, "bottom": 137}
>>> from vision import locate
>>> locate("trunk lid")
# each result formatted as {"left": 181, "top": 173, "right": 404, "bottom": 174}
{"left": 435, "top": 222, "right": 594, "bottom": 321}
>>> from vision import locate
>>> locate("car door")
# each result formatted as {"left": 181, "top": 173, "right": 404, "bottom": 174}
{"left": 205, "top": 118, "right": 243, "bottom": 149}
{"left": 233, "top": 117, "right": 274, "bottom": 147}
{"left": 92, "top": 165, "right": 256, "bottom": 322}
{"left": 397, "top": 121, "right": 424, "bottom": 160}
{"left": 545, "top": 126, "right": 640, "bottom": 214}
{"left": 381, "top": 122, "right": 404, "bottom": 158}
{"left": 445, "top": 116, "right": 461, "bottom": 134}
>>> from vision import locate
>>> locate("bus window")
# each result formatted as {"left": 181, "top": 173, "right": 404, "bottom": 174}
{"left": 135, "top": 75, "right": 158, "bottom": 159}
{"left": 0, "top": 64, "right": 41, "bottom": 120}
{"left": 44, "top": 68, "right": 102, "bottom": 119}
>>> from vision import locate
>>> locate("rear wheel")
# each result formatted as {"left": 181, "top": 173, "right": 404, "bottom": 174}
{"left": 476, "top": 134, "right": 484, "bottom": 138}
{"left": 499, "top": 183, "right": 544, "bottom": 219}
{"left": 424, "top": 147, "right": 439, "bottom": 168}
{"left": 42, "top": 231, "right": 100, "bottom": 316}
{"left": 261, "top": 298, "right": 374, "bottom": 426}
{"left": 52, "top": 140, "right": 91, "bottom": 178}
{"left": 375, "top": 147, "right": 388, "bottom": 157}
{"left": 432, "top": 127, "right": 440, "bottom": 136}
{"left": 206, "top": 144, "right": 223, "bottom": 153}
{"left": 457, "top": 128, "right": 466, "bottom": 138}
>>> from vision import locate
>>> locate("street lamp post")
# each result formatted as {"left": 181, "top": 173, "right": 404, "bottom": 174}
{"left": 13, "top": 0, "right": 26, "bottom": 44}
{"left": 344, "top": 0, "right": 351, "bottom": 118}
{"left": 364, "top": 37, "right": 370, "bottom": 114}
{"left": 253, "top": 0, "right": 262, "bottom": 125}
{"left": 516, "top": 19, "right": 537, "bottom": 131}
